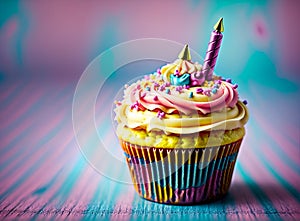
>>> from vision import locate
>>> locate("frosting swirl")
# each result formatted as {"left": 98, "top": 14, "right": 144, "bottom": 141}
{"left": 161, "top": 59, "right": 201, "bottom": 83}
{"left": 115, "top": 71, "right": 249, "bottom": 135}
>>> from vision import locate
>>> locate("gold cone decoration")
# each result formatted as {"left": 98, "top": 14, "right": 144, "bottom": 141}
{"left": 178, "top": 44, "right": 191, "bottom": 60}
{"left": 214, "top": 17, "right": 224, "bottom": 33}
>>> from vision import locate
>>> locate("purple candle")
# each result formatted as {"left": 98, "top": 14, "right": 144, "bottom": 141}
{"left": 201, "top": 18, "right": 224, "bottom": 81}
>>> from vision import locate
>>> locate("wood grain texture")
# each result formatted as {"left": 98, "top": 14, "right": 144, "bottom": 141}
{"left": 0, "top": 81, "right": 299, "bottom": 220}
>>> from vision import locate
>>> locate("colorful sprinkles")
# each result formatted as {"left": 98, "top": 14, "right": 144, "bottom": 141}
{"left": 165, "top": 82, "right": 171, "bottom": 87}
{"left": 157, "top": 111, "right": 165, "bottom": 119}
{"left": 130, "top": 101, "right": 140, "bottom": 111}
{"left": 213, "top": 84, "right": 219, "bottom": 89}
{"left": 114, "top": 100, "right": 122, "bottom": 106}
{"left": 175, "top": 86, "right": 183, "bottom": 93}
{"left": 204, "top": 90, "right": 211, "bottom": 97}
{"left": 233, "top": 84, "right": 238, "bottom": 89}
{"left": 126, "top": 72, "right": 245, "bottom": 114}
{"left": 211, "top": 88, "right": 217, "bottom": 94}
{"left": 184, "top": 85, "right": 190, "bottom": 89}
{"left": 154, "top": 82, "right": 160, "bottom": 87}
{"left": 159, "top": 85, "right": 165, "bottom": 91}
{"left": 196, "top": 88, "right": 203, "bottom": 94}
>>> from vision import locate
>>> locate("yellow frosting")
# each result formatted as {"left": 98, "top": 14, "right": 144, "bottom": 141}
{"left": 116, "top": 100, "right": 248, "bottom": 134}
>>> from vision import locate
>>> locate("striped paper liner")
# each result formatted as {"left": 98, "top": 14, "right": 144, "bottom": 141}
{"left": 121, "top": 139, "right": 243, "bottom": 204}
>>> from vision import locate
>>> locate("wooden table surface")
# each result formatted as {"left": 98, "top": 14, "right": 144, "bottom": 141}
{"left": 0, "top": 80, "right": 299, "bottom": 220}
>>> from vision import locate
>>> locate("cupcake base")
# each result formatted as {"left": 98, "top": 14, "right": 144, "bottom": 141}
{"left": 121, "top": 139, "right": 243, "bottom": 204}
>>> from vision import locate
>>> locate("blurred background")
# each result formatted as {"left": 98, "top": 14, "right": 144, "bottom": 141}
{"left": 1, "top": 0, "right": 300, "bottom": 84}
{"left": 0, "top": 1, "right": 299, "bottom": 219}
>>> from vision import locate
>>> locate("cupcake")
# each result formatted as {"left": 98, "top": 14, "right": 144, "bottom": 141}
{"left": 114, "top": 18, "right": 249, "bottom": 204}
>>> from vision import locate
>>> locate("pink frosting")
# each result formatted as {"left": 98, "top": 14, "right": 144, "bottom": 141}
{"left": 129, "top": 81, "right": 238, "bottom": 115}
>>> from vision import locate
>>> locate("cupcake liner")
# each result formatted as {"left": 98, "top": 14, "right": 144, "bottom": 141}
{"left": 121, "top": 139, "right": 243, "bottom": 204}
